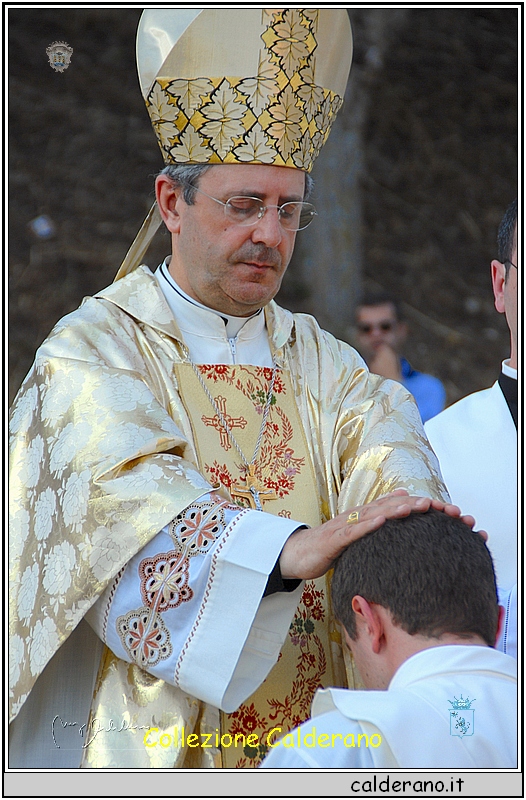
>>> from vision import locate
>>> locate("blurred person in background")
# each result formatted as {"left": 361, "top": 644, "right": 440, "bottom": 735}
{"left": 355, "top": 292, "right": 446, "bottom": 423}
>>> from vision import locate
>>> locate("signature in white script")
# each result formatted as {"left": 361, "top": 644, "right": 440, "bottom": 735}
{"left": 51, "top": 715, "right": 150, "bottom": 748}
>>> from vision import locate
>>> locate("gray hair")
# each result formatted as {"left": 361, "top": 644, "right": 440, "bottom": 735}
{"left": 160, "top": 164, "right": 314, "bottom": 203}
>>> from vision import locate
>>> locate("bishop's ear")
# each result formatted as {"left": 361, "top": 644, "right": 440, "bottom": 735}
{"left": 155, "top": 173, "right": 182, "bottom": 234}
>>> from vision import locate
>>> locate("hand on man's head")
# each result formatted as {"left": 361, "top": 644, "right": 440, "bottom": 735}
{"left": 279, "top": 490, "right": 481, "bottom": 581}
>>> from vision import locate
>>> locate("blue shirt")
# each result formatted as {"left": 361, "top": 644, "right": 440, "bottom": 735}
{"left": 400, "top": 357, "right": 445, "bottom": 423}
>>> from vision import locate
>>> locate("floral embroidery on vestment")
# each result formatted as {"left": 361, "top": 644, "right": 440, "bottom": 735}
{"left": 227, "top": 580, "right": 327, "bottom": 766}
{"left": 194, "top": 364, "right": 304, "bottom": 506}
{"left": 116, "top": 493, "right": 237, "bottom": 667}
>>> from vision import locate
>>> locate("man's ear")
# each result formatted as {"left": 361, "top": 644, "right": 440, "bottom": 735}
{"left": 351, "top": 595, "right": 384, "bottom": 654}
{"left": 155, "top": 173, "right": 182, "bottom": 234}
{"left": 495, "top": 603, "right": 505, "bottom": 646}
{"left": 491, "top": 259, "right": 507, "bottom": 314}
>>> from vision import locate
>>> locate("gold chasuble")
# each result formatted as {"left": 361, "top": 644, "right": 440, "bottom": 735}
{"left": 176, "top": 363, "right": 344, "bottom": 767}
{"left": 82, "top": 361, "right": 345, "bottom": 769}
{"left": 10, "top": 267, "right": 448, "bottom": 770}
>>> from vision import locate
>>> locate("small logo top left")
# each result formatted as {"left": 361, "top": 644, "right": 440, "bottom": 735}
{"left": 46, "top": 41, "right": 73, "bottom": 72}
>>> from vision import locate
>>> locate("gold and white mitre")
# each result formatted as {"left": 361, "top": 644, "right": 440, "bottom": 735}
{"left": 138, "top": 8, "right": 352, "bottom": 170}
{"left": 116, "top": 8, "right": 353, "bottom": 279}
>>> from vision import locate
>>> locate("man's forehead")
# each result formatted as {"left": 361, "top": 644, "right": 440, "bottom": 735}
{"left": 357, "top": 303, "right": 398, "bottom": 320}
{"left": 203, "top": 163, "right": 306, "bottom": 197}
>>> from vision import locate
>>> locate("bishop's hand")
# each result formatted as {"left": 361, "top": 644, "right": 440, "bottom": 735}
{"left": 279, "top": 489, "right": 480, "bottom": 580}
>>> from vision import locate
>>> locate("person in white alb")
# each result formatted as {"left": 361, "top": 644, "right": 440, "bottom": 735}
{"left": 425, "top": 199, "right": 518, "bottom": 657}
{"left": 260, "top": 509, "right": 517, "bottom": 769}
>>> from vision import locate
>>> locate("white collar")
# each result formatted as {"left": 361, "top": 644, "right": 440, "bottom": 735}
{"left": 311, "top": 644, "right": 516, "bottom": 722}
{"left": 388, "top": 644, "right": 515, "bottom": 691}
{"left": 501, "top": 360, "right": 517, "bottom": 380}
{"left": 155, "top": 259, "right": 266, "bottom": 342}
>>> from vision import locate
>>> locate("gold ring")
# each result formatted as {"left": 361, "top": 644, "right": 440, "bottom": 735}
{"left": 347, "top": 511, "right": 360, "bottom": 524}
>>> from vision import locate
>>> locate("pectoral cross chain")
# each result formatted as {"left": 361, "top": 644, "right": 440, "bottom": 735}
{"left": 230, "top": 464, "right": 278, "bottom": 511}
{"left": 190, "top": 358, "right": 279, "bottom": 511}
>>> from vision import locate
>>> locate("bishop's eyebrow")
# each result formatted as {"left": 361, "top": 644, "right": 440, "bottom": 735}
{"left": 228, "top": 190, "right": 305, "bottom": 203}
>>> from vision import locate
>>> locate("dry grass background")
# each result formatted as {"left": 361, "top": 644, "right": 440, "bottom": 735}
{"left": 8, "top": 8, "right": 518, "bottom": 406}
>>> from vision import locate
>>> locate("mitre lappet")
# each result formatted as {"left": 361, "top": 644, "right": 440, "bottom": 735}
{"left": 116, "top": 8, "right": 353, "bottom": 279}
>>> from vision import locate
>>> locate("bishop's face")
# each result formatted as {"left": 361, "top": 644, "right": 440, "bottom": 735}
{"left": 163, "top": 164, "right": 305, "bottom": 317}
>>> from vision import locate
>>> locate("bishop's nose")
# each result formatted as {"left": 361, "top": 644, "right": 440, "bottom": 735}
{"left": 250, "top": 207, "right": 283, "bottom": 249}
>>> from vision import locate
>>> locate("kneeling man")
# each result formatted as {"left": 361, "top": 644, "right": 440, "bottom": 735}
{"left": 260, "top": 509, "right": 517, "bottom": 769}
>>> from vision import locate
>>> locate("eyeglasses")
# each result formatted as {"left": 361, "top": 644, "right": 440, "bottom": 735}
{"left": 356, "top": 321, "right": 395, "bottom": 334}
{"left": 504, "top": 260, "right": 518, "bottom": 270}
{"left": 183, "top": 182, "right": 317, "bottom": 231}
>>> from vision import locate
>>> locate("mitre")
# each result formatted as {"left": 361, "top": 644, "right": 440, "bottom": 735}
{"left": 115, "top": 8, "right": 352, "bottom": 279}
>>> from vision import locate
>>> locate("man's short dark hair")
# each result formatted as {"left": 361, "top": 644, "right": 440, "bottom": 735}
{"left": 332, "top": 509, "right": 499, "bottom": 647}
{"left": 356, "top": 292, "right": 403, "bottom": 322}
{"left": 497, "top": 198, "right": 517, "bottom": 278}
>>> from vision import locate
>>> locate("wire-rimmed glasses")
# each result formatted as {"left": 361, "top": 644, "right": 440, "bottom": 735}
{"left": 184, "top": 183, "right": 317, "bottom": 231}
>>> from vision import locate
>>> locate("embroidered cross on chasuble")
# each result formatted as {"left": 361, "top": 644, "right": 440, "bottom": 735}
{"left": 175, "top": 363, "right": 349, "bottom": 767}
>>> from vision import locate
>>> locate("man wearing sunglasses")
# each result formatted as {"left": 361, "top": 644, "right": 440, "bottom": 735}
{"left": 354, "top": 293, "right": 446, "bottom": 423}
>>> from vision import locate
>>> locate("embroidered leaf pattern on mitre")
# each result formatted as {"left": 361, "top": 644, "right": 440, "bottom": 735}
{"left": 237, "top": 58, "right": 280, "bottom": 114}
{"left": 267, "top": 85, "right": 303, "bottom": 160}
{"left": 269, "top": 9, "right": 311, "bottom": 78}
{"left": 296, "top": 63, "right": 325, "bottom": 121}
{"left": 292, "top": 130, "right": 313, "bottom": 170}
{"left": 314, "top": 95, "right": 334, "bottom": 142}
{"left": 166, "top": 77, "right": 215, "bottom": 116}
{"left": 200, "top": 79, "right": 247, "bottom": 159}
{"left": 234, "top": 123, "right": 276, "bottom": 164}
{"left": 146, "top": 82, "right": 181, "bottom": 146}
{"left": 301, "top": 9, "right": 319, "bottom": 27}
{"left": 169, "top": 127, "right": 212, "bottom": 163}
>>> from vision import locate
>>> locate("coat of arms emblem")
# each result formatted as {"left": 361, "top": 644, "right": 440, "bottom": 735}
{"left": 448, "top": 695, "right": 475, "bottom": 737}
{"left": 46, "top": 41, "right": 73, "bottom": 72}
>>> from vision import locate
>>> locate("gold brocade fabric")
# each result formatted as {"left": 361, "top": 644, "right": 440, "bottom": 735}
{"left": 9, "top": 266, "right": 448, "bottom": 766}
{"left": 175, "top": 363, "right": 343, "bottom": 767}
{"left": 81, "top": 647, "right": 202, "bottom": 769}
